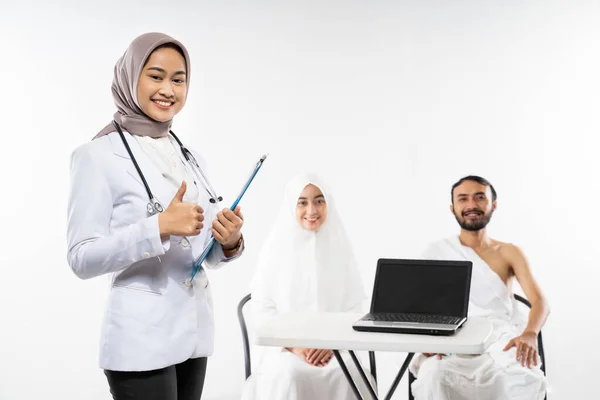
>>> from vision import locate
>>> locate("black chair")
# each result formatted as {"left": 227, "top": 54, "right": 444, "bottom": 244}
{"left": 238, "top": 294, "right": 253, "bottom": 380}
{"left": 237, "top": 293, "right": 379, "bottom": 387}
{"left": 408, "top": 293, "right": 547, "bottom": 400}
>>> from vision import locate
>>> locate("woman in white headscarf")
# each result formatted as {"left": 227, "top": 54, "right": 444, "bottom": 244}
{"left": 241, "top": 172, "right": 375, "bottom": 400}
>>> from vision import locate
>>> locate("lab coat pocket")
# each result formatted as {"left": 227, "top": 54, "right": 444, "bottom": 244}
{"left": 112, "top": 258, "right": 166, "bottom": 295}
{"left": 107, "top": 284, "right": 169, "bottom": 336}
{"left": 111, "top": 283, "right": 162, "bottom": 296}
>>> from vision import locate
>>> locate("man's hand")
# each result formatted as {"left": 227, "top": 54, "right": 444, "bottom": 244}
{"left": 503, "top": 331, "right": 538, "bottom": 368}
{"left": 212, "top": 206, "right": 244, "bottom": 250}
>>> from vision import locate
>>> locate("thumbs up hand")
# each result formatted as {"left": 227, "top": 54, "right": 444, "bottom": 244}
{"left": 158, "top": 181, "right": 205, "bottom": 237}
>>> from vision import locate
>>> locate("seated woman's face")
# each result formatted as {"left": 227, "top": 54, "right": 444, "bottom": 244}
{"left": 137, "top": 46, "right": 188, "bottom": 122}
{"left": 296, "top": 184, "right": 327, "bottom": 231}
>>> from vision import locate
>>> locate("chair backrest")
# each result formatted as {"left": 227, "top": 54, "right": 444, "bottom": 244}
{"left": 237, "top": 293, "right": 252, "bottom": 380}
{"left": 237, "top": 293, "right": 378, "bottom": 383}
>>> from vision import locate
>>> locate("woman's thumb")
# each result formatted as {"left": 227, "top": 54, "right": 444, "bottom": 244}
{"left": 173, "top": 181, "right": 187, "bottom": 202}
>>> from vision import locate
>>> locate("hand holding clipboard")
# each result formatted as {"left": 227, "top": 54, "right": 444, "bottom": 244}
{"left": 184, "top": 154, "right": 268, "bottom": 287}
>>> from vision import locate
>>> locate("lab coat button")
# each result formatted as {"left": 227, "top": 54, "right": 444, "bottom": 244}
{"left": 181, "top": 238, "right": 190, "bottom": 247}
{"left": 143, "top": 252, "right": 150, "bottom": 259}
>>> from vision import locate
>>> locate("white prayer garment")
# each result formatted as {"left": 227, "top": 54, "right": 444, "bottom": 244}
{"left": 409, "top": 235, "right": 548, "bottom": 400}
{"left": 241, "top": 173, "right": 376, "bottom": 400}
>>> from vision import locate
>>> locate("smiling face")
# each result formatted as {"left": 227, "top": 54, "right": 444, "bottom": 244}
{"left": 296, "top": 184, "right": 328, "bottom": 231}
{"left": 451, "top": 180, "right": 496, "bottom": 232}
{"left": 136, "top": 45, "right": 187, "bottom": 122}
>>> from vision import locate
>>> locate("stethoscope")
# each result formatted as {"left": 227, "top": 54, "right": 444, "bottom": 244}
{"left": 112, "top": 120, "right": 223, "bottom": 216}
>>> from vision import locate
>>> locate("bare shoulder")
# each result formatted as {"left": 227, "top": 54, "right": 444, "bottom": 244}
{"left": 495, "top": 241, "right": 529, "bottom": 266}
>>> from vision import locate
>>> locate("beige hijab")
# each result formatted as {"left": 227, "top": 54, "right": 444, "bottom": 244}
{"left": 94, "top": 32, "right": 191, "bottom": 139}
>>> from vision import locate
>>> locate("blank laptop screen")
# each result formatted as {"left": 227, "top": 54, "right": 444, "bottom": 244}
{"left": 371, "top": 260, "right": 471, "bottom": 317}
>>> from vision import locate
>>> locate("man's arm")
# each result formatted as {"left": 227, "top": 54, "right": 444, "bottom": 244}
{"left": 501, "top": 244, "right": 550, "bottom": 368}
{"left": 504, "top": 244, "right": 551, "bottom": 335}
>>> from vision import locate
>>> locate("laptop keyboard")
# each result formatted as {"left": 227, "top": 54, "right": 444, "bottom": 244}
{"left": 363, "top": 313, "right": 462, "bottom": 325}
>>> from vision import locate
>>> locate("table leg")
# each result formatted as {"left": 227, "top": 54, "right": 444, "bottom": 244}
{"left": 333, "top": 350, "right": 365, "bottom": 400}
{"left": 384, "top": 353, "right": 414, "bottom": 400}
{"left": 348, "top": 350, "right": 379, "bottom": 399}
{"left": 334, "top": 351, "right": 415, "bottom": 400}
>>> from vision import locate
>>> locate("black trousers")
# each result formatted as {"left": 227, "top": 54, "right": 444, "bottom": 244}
{"left": 104, "top": 357, "right": 208, "bottom": 400}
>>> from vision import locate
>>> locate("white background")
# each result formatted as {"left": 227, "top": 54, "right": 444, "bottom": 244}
{"left": 1, "top": 1, "right": 599, "bottom": 399}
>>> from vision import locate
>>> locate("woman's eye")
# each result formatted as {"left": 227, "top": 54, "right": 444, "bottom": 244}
{"left": 151, "top": 75, "right": 162, "bottom": 81}
{"left": 173, "top": 79, "right": 185, "bottom": 84}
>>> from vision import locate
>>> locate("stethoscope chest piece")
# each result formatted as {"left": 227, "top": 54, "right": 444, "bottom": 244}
{"left": 111, "top": 120, "right": 226, "bottom": 288}
{"left": 111, "top": 119, "right": 220, "bottom": 215}
{"left": 147, "top": 199, "right": 164, "bottom": 216}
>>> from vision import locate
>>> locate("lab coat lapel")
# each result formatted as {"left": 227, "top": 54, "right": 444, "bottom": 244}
{"left": 108, "top": 131, "right": 173, "bottom": 210}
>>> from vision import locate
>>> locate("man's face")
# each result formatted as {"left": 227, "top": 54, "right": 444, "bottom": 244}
{"left": 451, "top": 181, "right": 496, "bottom": 232}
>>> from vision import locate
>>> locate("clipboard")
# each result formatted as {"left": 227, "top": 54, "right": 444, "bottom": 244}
{"left": 184, "top": 154, "right": 268, "bottom": 286}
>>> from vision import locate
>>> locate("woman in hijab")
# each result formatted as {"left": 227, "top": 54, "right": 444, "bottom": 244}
{"left": 66, "top": 32, "right": 245, "bottom": 400}
{"left": 242, "top": 172, "right": 375, "bottom": 400}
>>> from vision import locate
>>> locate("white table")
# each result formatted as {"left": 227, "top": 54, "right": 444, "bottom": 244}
{"left": 254, "top": 312, "right": 494, "bottom": 400}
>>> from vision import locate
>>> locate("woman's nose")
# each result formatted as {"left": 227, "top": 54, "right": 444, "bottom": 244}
{"left": 158, "top": 81, "right": 175, "bottom": 97}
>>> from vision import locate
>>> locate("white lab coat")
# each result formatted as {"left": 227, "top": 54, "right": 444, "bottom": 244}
{"left": 66, "top": 130, "right": 241, "bottom": 372}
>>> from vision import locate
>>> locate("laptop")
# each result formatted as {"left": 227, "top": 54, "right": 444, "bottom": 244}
{"left": 352, "top": 258, "right": 472, "bottom": 336}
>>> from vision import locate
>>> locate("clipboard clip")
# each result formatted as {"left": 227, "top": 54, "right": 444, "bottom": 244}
{"left": 184, "top": 153, "right": 269, "bottom": 287}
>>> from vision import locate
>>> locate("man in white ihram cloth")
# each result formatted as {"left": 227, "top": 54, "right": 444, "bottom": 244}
{"left": 410, "top": 175, "right": 550, "bottom": 400}
{"left": 241, "top": 173, "right": 376, "bottom": 400}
